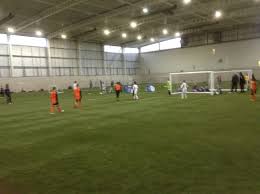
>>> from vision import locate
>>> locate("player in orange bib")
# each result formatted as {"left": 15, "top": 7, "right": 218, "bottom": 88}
{"left": 250, "top": 74, "right": 257, "bottom": 102}
{"left": 114, "top": 82, "right": 122, "bottom": 101}
{"left": 74, "top": 84, "right": 82, "bottom": 108}
{"left": 50, "top": 86, "right": 64, "bottom": 114}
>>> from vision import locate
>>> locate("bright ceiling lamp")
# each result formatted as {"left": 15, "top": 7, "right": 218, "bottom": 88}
{"left": 122, "top": 32, "right": 127, "bottom": 38}
{"left": 61, "top": 34, "right": 67, "bottom": 39}
{"left": 35, "top": 30, "right": 43, "bottom": 36}
{"left": 175, "top": 32, "right": 181, "bottom": 37}
{"left": 162, "top": 28, "right": 168, "bottom": 35}
{"left": 150, "top": 37, "right": 155, "bottom": 42}
{"left": 214, "top": 10, "right": 223, "bottom": 19}
{"left": 183, "top": 0, "right": 191, "bottom": 4}
{"left": 103, "top": 29, "right": 111, "bottom": 35}
{"left": 142, "top": 7, "right": 149, "bottom": 14}
{"left": 130, "top": 21, "right": 138, "bottom": 28}
{"left": 7, "top": 27, "right": 15, "bottom": 33}
{"left": 137, "top": 35, "right": 142, "bottom": 40}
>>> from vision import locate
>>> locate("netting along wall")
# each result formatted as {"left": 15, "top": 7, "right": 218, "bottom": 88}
{"left": 213, "top": 70, "right": 253, "bottom": 91}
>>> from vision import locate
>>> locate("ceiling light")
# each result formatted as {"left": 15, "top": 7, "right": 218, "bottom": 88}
{"left": 150, "top": 37, "right": 155, "bottom": 42}
{"left": 175, "top": 32, "right": 181, "bottom": 37}
{"left": 35, "top": 30, "right": 43, "bottom": 36}
{"left": 122, "top": 33, "right": 127, "bottom": 38}
{"left": 7, "top": 27, "right": 15, "bottom": 33}
{"left": 183, "top": 0, "right": 191, "bottom": 4}
{"left": 137, "top": 35, "right": 142, "bottom": 40}
{"left": 162, "top": 28, "right": 168, "bottom": 35}
{"left": 61, "top": 34, "right": 67, "bottom": 39}
{"left": 214, "top": 10, "right": 223, "bottom": 19}
{"left": 103, "top": 29, "right": 111, "bottom": 35}
{"left": 130, "top": 21, "right": 137, "bottom": 28}
{"left": 142, "top": 7, "right": 149, "bottom": 14}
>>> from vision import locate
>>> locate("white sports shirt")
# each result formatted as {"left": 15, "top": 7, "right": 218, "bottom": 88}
{"left": 180, "top": 82, "right": 188, "bottom": 91}
{"left": 133, "top": 84, "right": 139, "bottom": 94}
{"left": 73, "top": 82, "right": 77, "bottom": 90}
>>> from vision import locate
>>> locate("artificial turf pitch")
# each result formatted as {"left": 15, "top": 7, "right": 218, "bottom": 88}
{"left": 0, "top": 88, "right": 260, "bottom": 194}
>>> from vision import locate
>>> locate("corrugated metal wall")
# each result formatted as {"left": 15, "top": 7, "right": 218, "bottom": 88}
{"left": 0, "top": 37, "right": 139, "bottom": 78}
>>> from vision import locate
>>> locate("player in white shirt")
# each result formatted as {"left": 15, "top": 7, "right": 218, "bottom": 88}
{"left": 180, "top": 80, "right": 188, "bottom": 99}
{"left": 132, "top": 81, "right": 139, "bottom": 100}
{"left": 73, "top": 81, "right": 78, "bottom": 90}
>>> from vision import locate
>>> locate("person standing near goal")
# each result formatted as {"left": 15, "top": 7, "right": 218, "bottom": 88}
{"left": 133, "top": 81, "right": 139, "bottom": 100}
{"left": 166, "top": 79, "right": 172, "bottom": 95}
{"left": 180, "top": 80, "right": 188, "bottom": 99}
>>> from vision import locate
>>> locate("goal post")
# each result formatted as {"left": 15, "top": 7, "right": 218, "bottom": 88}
{"left": 169, "top": 69, "right": 253, "bottom": 95}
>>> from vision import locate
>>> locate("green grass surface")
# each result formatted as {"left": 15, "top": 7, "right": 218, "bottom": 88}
{"left": 0, "top": 88, "right": 260, "bottom": 194}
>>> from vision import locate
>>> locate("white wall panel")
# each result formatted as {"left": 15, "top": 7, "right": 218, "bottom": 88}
{"left": 140, "top": 38, "right": 260, "bottom": 82}
{"left": 0, "top": 68, "right": 10, "bottom": 77}
{"left": 0, "top": 56, "right": 9, "bottom": 66}
{"left": 0, "top": 45, "right": 8, "bottom": 55}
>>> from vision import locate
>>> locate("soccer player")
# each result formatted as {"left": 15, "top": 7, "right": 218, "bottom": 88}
{"left": 180, "top": 80, "right": 188, "bottom": 99}
{"left": 231, "top": 74, "right": 239, "bottom": 92}
{"left": 73, "top": 81, "right": 77, "bottom": 90}
{"left": 250, "top": 74, "right": 257, "bottom": 102}
{"left": 0, "top": 86, "right": 4, "bottom": 97}
{"left": 114, "top": 82, "right": 122, "bottom": 101}
{"left": 133, "top": 81, "right": 139, "bottom": 100}
{"left": 4, "top": 84, "right": 12, "bottom": 104}
{"left": 166, "top": 79, "right": 171, "bottom": 95}
{"left": 50, "top": 86, "right": 64, "bottom": 114}
{"left": 74, "top": 84, "right": 82, "bottom": 108}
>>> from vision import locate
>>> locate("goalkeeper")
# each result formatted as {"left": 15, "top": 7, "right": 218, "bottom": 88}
{"left": 166, "top": 79, "right": 171, "bottom": 95}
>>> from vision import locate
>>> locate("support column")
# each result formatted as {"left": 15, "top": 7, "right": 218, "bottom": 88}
{"left": 122, "top": 50, "right": 126, "bottom": 76}
{"left": 7, "top": 35, "right": 14, "bottom": 77}
{"left": 46, "top": 39, "right": 52, "bottom": 76}
{"left": 77, "top": 41, "right": 82, "bottom": 76}
{"left": 102, "top": 45, "right": 106, "bottom": 76}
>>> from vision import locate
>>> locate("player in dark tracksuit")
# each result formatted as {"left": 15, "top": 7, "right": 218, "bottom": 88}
{"left": 4, "top": 84, "right": 12, "bottom": 104}
{"left": 239, "top": 72, "right": 246, "bottom": 93}
{"left": 231, "top": 74, "right": 239, "bottom": 92}
{"left": 0, "top": 86, "right": 4, "bottom": 97}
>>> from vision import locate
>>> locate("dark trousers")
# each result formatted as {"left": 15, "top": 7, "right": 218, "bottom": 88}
{"left": 231, "top": 83, "right": 238, "bottom": 92}
{"left": 240, "top": 84, "right": 245, "bottom": 93}
{"left": 115, "top": 90, "right": 120, "bottom": 98}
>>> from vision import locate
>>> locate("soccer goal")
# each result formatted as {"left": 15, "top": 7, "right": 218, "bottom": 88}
{"left": 169, "top": 69, "right": 253, "bottom": 95}
{"left": 169, "top": 71, "right": 215, "bottom": 95}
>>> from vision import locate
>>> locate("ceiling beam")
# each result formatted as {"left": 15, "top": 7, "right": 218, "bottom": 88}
{"left": 117, "top": 5, "right": 260, "bottom": 47}
{"left": 47, "top": 0, "right": 171, "bottom": 39}
{"left": 16, "top": 0, "right": 89, "bottom": 32}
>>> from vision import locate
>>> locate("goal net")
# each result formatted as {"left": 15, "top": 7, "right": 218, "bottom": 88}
{"left": 170, "top": 71, "right": 214, "bottom": 95}
{"left": 169, "top": 69, "right": 253, "bottom": 95}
